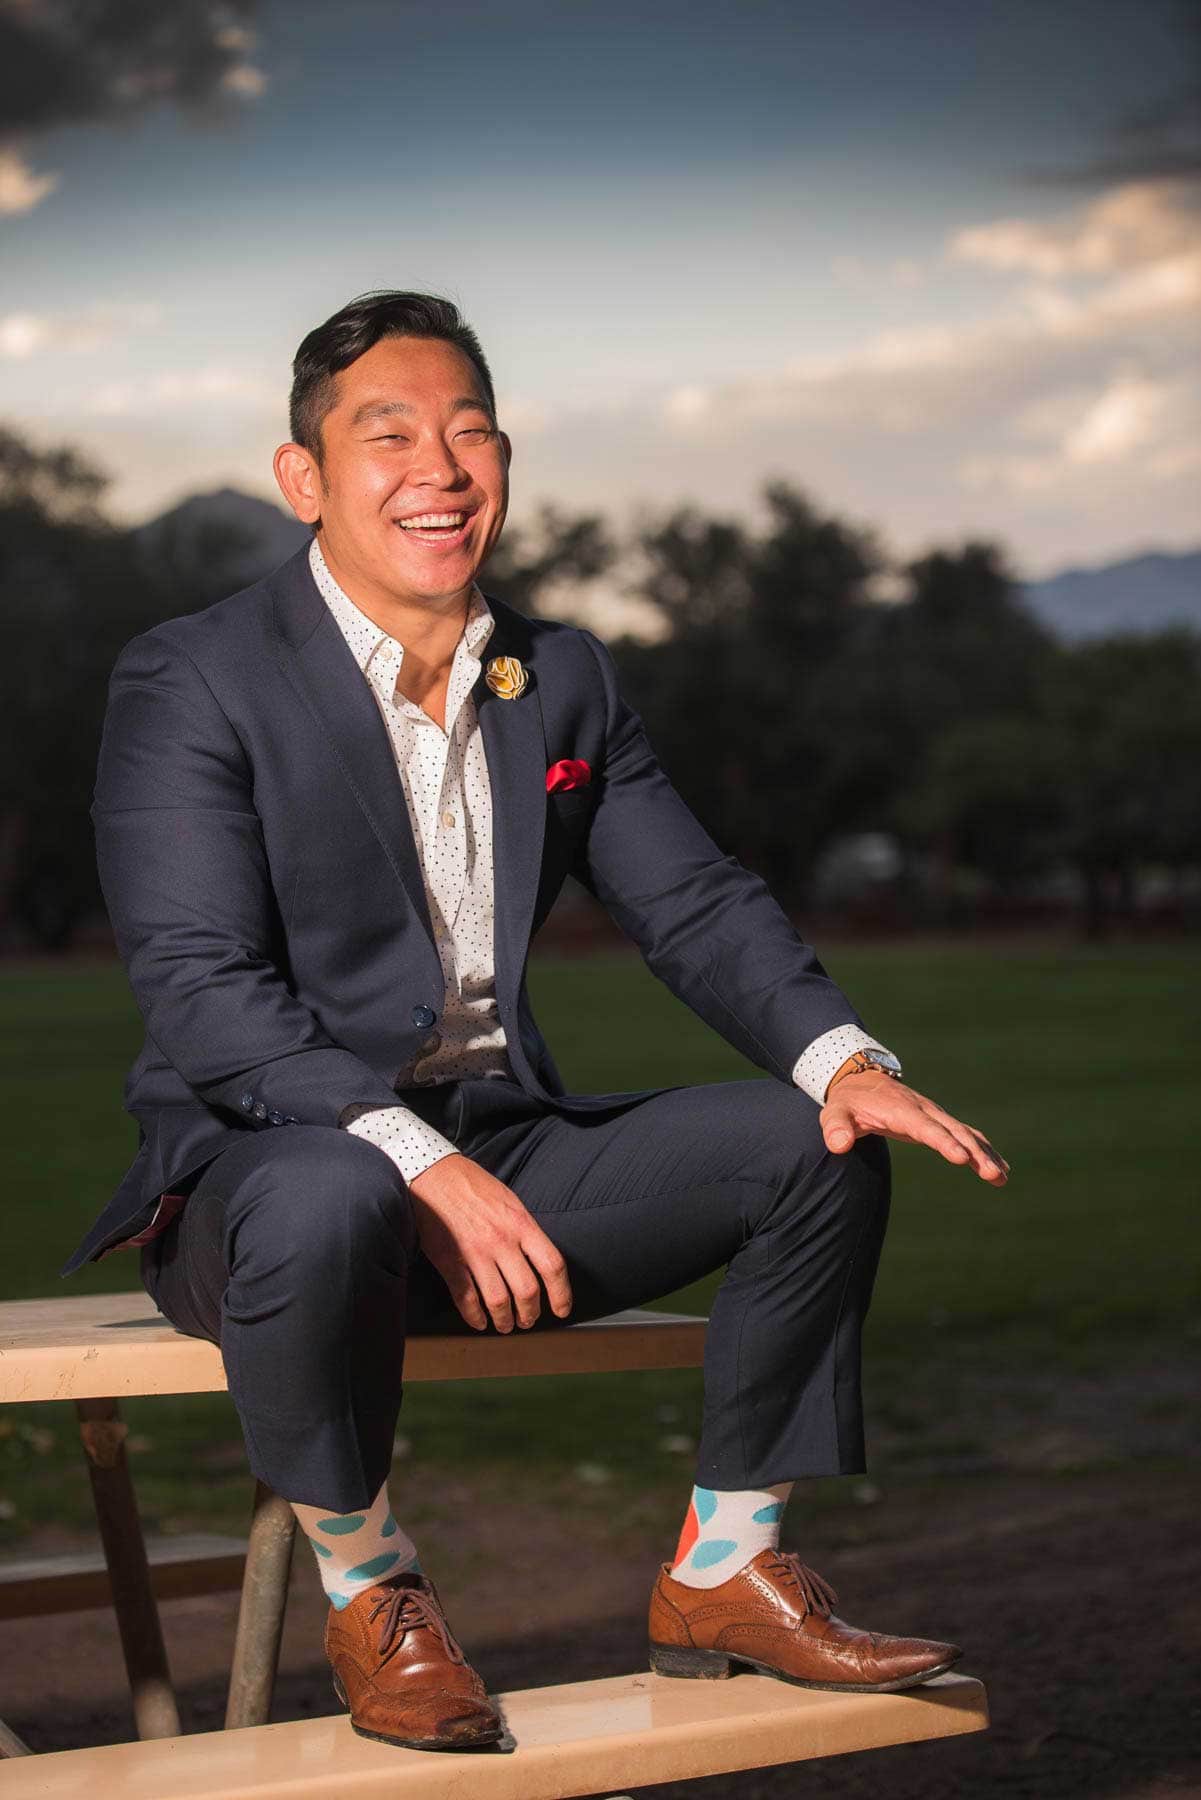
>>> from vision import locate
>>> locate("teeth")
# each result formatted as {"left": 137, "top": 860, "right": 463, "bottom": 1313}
{"left": 399, "top": 512, "right": 467, "bottom": 529}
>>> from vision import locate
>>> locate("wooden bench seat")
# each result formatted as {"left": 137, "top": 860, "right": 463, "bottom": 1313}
{"left": 0, "top": 1294, "right": 989, "bottom": 1788}
{"left": 0, "top": 1294, "right": 708, "bottom": 1403}
{"left": 0, "top": 1669, "right": 988, "bottom": 1798}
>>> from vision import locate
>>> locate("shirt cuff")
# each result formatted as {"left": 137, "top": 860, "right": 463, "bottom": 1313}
{"left": 791, "top": 1026, "right": 894, "bottom": 1106}
{"left": 340, "top": 1102, "right": 459, "bottom": 1184}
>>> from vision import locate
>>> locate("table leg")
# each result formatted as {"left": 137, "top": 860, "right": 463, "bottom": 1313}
{"left": 75, "top": 1397, "right": 181, "bottom": 1741}
{"left": 225, "top": 1481, "right": 296, "bottom": 1729}
{"left": 0, "top": 1718, "right": 33, "bottom": 1758}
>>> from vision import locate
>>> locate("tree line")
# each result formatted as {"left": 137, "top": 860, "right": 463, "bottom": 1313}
{"left": 2, "top": 429, "right": 1197, "bottom": 948}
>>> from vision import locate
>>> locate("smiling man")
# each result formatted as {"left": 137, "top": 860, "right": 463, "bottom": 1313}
{"left": 70, "top": 290, "right": 1008, "bottom": 1752}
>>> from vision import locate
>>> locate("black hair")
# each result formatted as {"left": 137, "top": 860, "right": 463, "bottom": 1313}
{"left": 289, "top": 290, "right": 496, "bottom": 457}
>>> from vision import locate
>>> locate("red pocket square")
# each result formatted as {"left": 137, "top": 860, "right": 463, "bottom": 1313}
{"left": 546, "top": 758, "right": 592, "bottom": 793}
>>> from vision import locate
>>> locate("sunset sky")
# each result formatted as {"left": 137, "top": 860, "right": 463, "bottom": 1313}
{"left": 1, "top": 0, "right": 1197, "bottom": 582}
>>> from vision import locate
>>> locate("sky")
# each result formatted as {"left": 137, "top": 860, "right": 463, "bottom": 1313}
{"left": 1, "top": 0, "right": 1198, "bottom": 590}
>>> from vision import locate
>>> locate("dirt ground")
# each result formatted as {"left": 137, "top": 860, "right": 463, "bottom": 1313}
{"left": 4, "top": 1465, "right": 1198, "bottom": 1798}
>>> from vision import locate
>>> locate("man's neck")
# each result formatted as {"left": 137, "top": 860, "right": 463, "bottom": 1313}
{"left": 316, "top": 534, "right": 471, "bottom": 676}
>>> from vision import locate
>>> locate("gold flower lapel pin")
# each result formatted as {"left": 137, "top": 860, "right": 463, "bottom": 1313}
{"left": 485, "top": 654, "right": 529, "bottom": 700}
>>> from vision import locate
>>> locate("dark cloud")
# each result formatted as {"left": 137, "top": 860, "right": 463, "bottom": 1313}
{"left": 1024, "top": 80, "right": 1201, "bottom": 187}
{"left": 1021, "top": 0, "right": 1199, "bottom": 190}
{"left": 0, "top": 0, "right": 260, "bottom": 141}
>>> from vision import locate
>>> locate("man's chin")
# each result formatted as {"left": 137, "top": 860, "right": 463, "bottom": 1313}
{"left": 382, "top": 552, "right": 480, "bottom": 605}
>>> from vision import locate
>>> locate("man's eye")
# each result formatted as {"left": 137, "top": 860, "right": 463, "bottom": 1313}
{"left": 457, "top": 426, "right": 492, "bottom": 441}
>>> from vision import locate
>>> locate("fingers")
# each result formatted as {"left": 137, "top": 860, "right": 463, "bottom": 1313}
{"left": 443, "top": 1241, "right": 572, "bottom": 1336}
{"left": 439, "top": 1261, "right": 489, "bottom": 1332}
{"left": 917, "top": 1103, "right": 1009, "bottom": 1183}
{"left": 494, "top": 1249, "right": 543, "bottom": 1331}
{"left": 824, "top": 1082, "right": 1011, "bottom": 1186}
{"left": 820, "top": 1102, "right": 860, "bottom": 1155}
{"left": 525, "top": 1229, "right": 574, "bottom": 1319}
{"left": 917, "top": 1114, "right": 974, "bottom": 1168}
{"left": 960, "top": 1122, "right": 1010, "bottom": 1184}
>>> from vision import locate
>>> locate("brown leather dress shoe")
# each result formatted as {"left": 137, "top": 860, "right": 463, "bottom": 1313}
{"left": 649, "top": 1549, "right": 962, "bottom": 1694}
{"left": 326, "top": 1568, "right": 503, "bottom": 1750}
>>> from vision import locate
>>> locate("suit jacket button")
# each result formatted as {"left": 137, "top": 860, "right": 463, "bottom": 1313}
{"left": 240, "top": 1092, "right": 255, "bottom": 1112}
{"left": 412, "top": 1004, "right": 436, "bottom": 1028}
{"left": 268, "top": 1110, "right": 284, "bottom": 1125}
{"left": 252, "top": 1101, "right": 268, "bottom": 1120}
{"left": 285, "top": 1115, "right": 300, "bottom": 1125}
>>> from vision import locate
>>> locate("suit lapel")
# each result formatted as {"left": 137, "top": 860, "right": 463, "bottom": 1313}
{"left": 269, "top": 549, "right": 548, "bottom": 1003}
{"left": 270, "top": 549, "right": 435, "bottom": 944}
{"left": 473, "top": 603, "right": 547, "bottom": 1015}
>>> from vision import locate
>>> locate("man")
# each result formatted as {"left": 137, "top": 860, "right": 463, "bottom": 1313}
{"left": 67, "top": 290, "right": 1008, "bottom": 1753}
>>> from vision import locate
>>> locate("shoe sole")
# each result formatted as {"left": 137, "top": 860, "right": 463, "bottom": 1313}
{"left": 332, "top": 1672, "right": 504, "bottom": 1751}
{"left": 648, "top": 1642, "right": 963, "bottom": 1694}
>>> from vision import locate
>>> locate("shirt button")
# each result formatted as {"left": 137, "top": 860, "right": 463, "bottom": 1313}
{"left": 441, "top": 810, "right": 456, "bottom": 827}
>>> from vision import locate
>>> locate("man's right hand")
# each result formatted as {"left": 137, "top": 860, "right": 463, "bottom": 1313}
{"left": 407, "top": 1154, "right": 573, "bottom": 1333}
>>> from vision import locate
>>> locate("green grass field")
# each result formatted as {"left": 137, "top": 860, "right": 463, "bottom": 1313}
{"left": 2, "top": 941, "right": 1198, "bottom": 1537}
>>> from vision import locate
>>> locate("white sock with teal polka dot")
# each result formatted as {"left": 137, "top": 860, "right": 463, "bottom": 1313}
{"left": 669, "top": 1481, "right": 795, "bottom": 1589}
{"left": 291, "top": 1482, "right": 420, "bottom": 1610}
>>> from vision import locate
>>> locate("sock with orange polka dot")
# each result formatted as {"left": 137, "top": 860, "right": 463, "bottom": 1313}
{"left": 669, "top": 1481, "right": 795, "bottom": 1589}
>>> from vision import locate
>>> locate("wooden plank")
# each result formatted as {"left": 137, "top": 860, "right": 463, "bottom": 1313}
{"left": 0, "top": 1671, "right": 988, "bottom": 1798}
{"left": 0, "top": 1296, "right": 706, "bottom": 1403}
{"left": 0, "top": 1536, "right": 248, "bottom": 1621}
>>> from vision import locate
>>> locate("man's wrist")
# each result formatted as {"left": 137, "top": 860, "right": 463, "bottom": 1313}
{"left": 824, "top": 1047, "right": 904, "bottom": 1100}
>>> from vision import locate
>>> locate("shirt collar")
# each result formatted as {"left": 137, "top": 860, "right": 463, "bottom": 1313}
{"left": 308, "top": 536, "right": 494, "bottom": 681}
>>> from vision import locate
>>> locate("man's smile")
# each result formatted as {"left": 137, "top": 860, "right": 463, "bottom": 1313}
{"left": 392, "top": 506, "right": 479, "bottom": 550}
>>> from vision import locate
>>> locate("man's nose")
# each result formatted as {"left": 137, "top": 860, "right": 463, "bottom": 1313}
{"left": 410, "top": 434, "right": 467, "bottom": 487}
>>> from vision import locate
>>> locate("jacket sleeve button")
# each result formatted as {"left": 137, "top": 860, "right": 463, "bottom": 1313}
{"left": 411, "top": 1004, "right": 437, "bottom": 1029}
{"left": 252, "top": 1101, "right": 268, "bottom": 1120}
{"left": 268, "top": 1110, "right": 285, "bottom": 1125}
{"left": 240, "top": 1092, "right": 255, "bottom": 1112}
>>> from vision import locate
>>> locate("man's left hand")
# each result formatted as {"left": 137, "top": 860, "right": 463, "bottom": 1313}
{"left": 820, "top": 1073, "right": 1009, "bottom": 1185}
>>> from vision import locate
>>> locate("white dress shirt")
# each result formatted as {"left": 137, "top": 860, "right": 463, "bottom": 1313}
{"left": 312, "top": 538, "right": 892, "bottom": 1188}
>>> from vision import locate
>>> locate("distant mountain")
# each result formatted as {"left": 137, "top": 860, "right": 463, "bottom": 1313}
{"left": 135, "top": 489, "right": 1200, "bottom": 642}
{"left": 1020, "top": 549, "right": 1201, "bottom": 641}
{"left": 134, "top": 487, "right": 309, "bottom": 600}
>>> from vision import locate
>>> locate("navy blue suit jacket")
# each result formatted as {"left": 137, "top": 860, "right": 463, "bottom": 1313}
{"left": 63, "top": 543, "right": 864, "bottom": 1274}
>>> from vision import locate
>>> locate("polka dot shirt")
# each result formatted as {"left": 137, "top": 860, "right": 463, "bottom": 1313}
{"left": 310, "top": 538, "right": 513, "bottom": 1182}
{"left": 310, "top": 540, "right": 895, "bottom": 1183}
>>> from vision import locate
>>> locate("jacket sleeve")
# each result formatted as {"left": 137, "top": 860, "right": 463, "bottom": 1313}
{"left": 92, "top": 627, "right": 403, "bottom": 1128}
{"left": 573, "top": 627, "right": 870, "bottom": 1085}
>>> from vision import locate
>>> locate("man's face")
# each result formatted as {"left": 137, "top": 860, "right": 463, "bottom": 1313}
{"left": 280, "top": 334, "right": 511, "bottom": 609}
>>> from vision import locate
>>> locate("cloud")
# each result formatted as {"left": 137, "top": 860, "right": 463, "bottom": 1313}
{"left": 0, "top": 0, "right": 267, "bottom": 215}
{"left": 0, "top": 304, "right": 161, "bottom": 358}
{"left": 85, "top": 366, "right": 274, "bottom": 419}
{"left": 960, "top": 368, "right": 1191, "bottom": 494}
{"left": 658, "top": 181, "right": 1199, "bottom": 438}
{"left": 629, "top": 176, "right": 1197, "bottom": 571}
{"left": 494, "top": 393, "right": 553, "bottom": 436}
{"left": 950, "top": 179, "right": 1200, "bottom": 275}
{"left": 0, "top": 147, "right": 57, "bottom": 214}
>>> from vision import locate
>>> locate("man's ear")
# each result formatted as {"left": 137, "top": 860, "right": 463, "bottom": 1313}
{"left": 499, "top": 428, "right": 513, "bottom": 467}
{"left": 274, "top": 442, "right": 323, "bottom": 525}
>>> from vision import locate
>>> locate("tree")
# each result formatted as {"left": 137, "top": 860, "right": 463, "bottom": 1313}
{"left": 0, "top": 428, "right": 163, "bottom": 946}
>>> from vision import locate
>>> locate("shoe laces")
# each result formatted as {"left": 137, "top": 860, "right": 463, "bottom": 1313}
{"left": 763, "top": 1550, "right": 839, "bottom": 1619}
{"left": 367, "top": 1577, "right": 467, "bottom": 1665}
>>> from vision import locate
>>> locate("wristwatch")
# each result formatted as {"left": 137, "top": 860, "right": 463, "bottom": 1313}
{"left": 826, "top": 1047, "right": 903, "bottom": 1095}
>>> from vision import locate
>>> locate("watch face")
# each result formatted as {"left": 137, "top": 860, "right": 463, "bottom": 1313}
{"left": 865, "top": 1049, "right": 903, "bottom": 1076}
